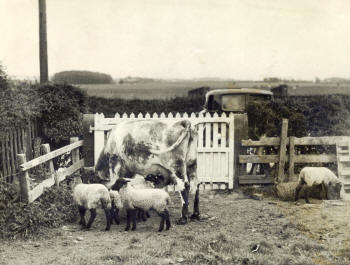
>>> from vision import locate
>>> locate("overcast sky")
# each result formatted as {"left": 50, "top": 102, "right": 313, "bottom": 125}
{"left": 1, "top": 0, "right": 350, "bottom": 80}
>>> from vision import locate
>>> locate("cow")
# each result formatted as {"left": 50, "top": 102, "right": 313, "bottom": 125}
{"left": 95, "top": 119, "right": 200, "bottom": 224}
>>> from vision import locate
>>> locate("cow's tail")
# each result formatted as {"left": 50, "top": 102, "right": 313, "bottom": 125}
{"left": 150, "top": 122, "right": 191, "bottom": 155}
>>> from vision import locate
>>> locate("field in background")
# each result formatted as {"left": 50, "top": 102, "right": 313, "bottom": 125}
{"left": 78, "top": 81, "right": 350, "bottom": 100}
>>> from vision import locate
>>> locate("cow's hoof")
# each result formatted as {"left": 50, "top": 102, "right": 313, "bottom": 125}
{"left": 105, "top": 227, "right": 110, "bottom": 231}
{"left": 131, "top": 227, "right": 136, "bottom": 231}
{"left": 190, "top": 213, "right": 201, "bottom": 221}
{"left": 176, "top": 217, "right": 187, "bottom": 225}
{"left": 125, "top": 227, "right": 130, "bottom": 231}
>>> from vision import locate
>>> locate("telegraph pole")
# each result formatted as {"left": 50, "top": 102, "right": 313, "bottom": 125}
{"left": 38, "top": 0, "right": 48, "bottom": 83}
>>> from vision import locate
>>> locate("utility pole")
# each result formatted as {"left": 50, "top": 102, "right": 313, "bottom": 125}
{"left": 38, "top": 0, "right": 48, "bottom": 83}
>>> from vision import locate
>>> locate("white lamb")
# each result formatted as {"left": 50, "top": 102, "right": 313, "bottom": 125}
{"left": 294, "top": 167, "right": 343, "bottom": 203}
{"left": 73, "top": 183, "right": 122, "bottom": 230}
{"left": 111, "top": 178, "right": 171, "bottom": 232}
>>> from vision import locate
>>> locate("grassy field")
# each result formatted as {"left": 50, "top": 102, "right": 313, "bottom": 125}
{"left": 1, "top": 190, "right": 349, "bottom": 265}
{"left": 78, "top": 81, "right": 350, "bottom": 100}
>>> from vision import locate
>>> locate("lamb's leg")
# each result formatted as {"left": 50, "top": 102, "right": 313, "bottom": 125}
{"left": 323, "top": 183, "right": 329, "bottom": 200}
{"left": 145, "top": 211, "right": 150, "bottom": 218}
{"left": 112, "top": 207, "right": 120, "bottom": 225}
{"left": 125, "top": 210, "right": 131, "bottom": 231}
{"left": 131, "top": 209, "right": 137, "bottom": 231}
{"left": 165, "top": 209, "right": 171, "bottom": 230}
{"left": 304, "top": 188, "right": 311, "bottom": 203}
{"left": 190, "top": 184, "right": 200, "bottom": 220}
{"left": 158, "top": 212, "right": 165, "bottom": 232}
{"left": 78, "top": 206, "right": 87, "bottom": 227}
{"left": 86, "top": 209, "right": 97, "bottom": 229}
{"left": 104, "top": 208, "right": 111, "bottom": 231}
{"left": 295, "top": 183, "right": 304, "bottom": 202}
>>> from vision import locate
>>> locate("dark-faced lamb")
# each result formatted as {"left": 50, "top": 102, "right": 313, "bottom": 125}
{"left": 73, "top": 183, "right": 121, "bottom": 230}
{"left": 295, "top": 167, "right": 343, "bottom": 203}
{"left": 109, "top": 190, "right": 123, "bottom": 225}
{"left": 111, "top": 178, "right": 171, "bottom": 232}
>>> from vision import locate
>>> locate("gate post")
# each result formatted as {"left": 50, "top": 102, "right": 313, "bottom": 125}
{"left": 233, "top": 113, "right": 249, "bottom": 189}
{"left": 82, "top": 114, "right": 95, "bottom": 167}
{"left": 94, "top": 113, "right": 105, "bottom": 166}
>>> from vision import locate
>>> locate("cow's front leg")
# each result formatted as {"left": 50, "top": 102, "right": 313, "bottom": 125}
{"left": 190, "top": 183, "right": 201, "bottom": 220}
{"left": 177, "top": 182, "right": 190, "bottom": 225}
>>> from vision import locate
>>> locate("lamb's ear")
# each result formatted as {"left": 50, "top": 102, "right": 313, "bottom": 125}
{"left": 124, "top": 179, "right": 131, "bottom": 182}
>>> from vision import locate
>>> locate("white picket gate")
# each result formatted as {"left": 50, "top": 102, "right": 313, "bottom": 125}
{"left": 91, "top": 112, "right": 235, "bottom": 190}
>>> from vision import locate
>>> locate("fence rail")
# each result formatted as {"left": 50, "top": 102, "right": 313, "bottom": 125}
{"left": 16, "top": 137, "right": 84, "bottom": 203}
{"left": 0, "top": 120, "right": 38, "bottom": 181}
{"left": 238, "top": 119, "right": 350, "bottom": 189}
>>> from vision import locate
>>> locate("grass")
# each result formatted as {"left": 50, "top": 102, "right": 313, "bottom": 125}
{"left": 1, "top": 190, "right": 349, "bottom": 265}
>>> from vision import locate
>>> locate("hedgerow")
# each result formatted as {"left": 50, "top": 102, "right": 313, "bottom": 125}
{"left": 0, "top": 179, "right": 77, "bottom": 239}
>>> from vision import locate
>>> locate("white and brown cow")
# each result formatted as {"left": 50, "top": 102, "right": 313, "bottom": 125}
{"left": 95, "top": 119, "right": 200, "bottom": 224}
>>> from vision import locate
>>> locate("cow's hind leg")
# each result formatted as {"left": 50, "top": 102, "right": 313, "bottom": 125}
{"left": 190, "top": 184, "right": 201, "bottom": 220}
{"left": 177, "top": 182, "right": 190, "bottom": 225}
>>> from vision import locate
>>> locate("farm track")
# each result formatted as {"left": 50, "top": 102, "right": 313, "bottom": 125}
{"left": 0, "top": 191, "right": 349, "bottom": 265}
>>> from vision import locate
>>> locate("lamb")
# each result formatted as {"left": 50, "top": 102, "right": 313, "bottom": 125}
{"left": 109, "top": 190, "right": 123, "bottom": 225}
{"left": 129, "top": 175, "right": 154, "bottom": 221}
{"left": 111, "top": 178, "right": 171, "bottom": 232}
{"left": 73, "top": 183, "right": 122, "bottom": 230}
{"left": 294, "top": 167, "right": 343, "bottom": 203}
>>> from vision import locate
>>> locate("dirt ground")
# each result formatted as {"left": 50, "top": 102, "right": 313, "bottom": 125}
{"left": 0, "top": 190, "right": 349, "bottom": 265}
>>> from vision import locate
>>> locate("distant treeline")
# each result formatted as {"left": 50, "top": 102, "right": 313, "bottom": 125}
{"left": 52, "top": 71, "right": 114, "bottom": 84}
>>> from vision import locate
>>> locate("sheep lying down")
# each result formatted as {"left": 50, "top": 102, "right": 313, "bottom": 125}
{"left": 111, "top": 178, "right": 171, "bottom": 232}
{"left": 73, "top": 183, "right": 122, "bottom": 231}
{"left": 295, "top": 167, "right": 343, "bottom": 203}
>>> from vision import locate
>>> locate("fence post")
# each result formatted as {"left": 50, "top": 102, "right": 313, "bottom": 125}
{"left": 70, "top": 137, "right": 81, "bottom": 186}
{"left": 288, "top": 136, "right": 295, "bottom": 181}
{"left": 16, "top": 154, "right": 30, "bottom": 203}
{"left": 278, "top": 119, "right": 288, "bottom": 182}
{"left": 41, "top": 144, "right": 55, "bottom": 185}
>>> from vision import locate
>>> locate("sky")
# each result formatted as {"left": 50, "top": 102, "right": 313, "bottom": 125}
{"left": 1, "top": 0, "right": 350, "bottom": 80}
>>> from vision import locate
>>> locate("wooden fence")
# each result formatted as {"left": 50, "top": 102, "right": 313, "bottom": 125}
{"left": 0, "top": 120, "right": 38, "bottom": 182}
{"left": 238, "top": 120, "right": 350, "bottom": 195}
{"left": 16, "top": 137, "right": 84, "bottom": 203}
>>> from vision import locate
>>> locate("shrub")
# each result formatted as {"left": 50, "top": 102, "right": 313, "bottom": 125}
{"left": 0, "top": 64, "right": 42, "bottom": 137}
{"left": 36, "top": 83, "right": 88, "bottom": 149}
{"left": 0, "top": 180, "right": 77, "bottom": 239}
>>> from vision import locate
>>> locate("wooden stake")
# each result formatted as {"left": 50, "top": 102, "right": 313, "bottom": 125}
{"left": 17, "top": 154, "right": 30, "bottom": 203}
{"left": 288, "top": 136, "right": 295, "bottom": 181}
{"left": 278, "top": 119, "right": 288, "bottom": 182}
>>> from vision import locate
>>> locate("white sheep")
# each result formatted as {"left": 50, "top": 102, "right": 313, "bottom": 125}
{"left": 73, "top": 183, "right": 122, "bottom": 230}
{"left": 294, "top": 167, "right": 343, "bottom": 203}
{"left": 111, "top": 178, "right": 171, "bottom": 232}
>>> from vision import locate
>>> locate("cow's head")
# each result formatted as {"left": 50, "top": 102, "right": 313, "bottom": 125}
{"left": 327, "top": 181, "right": 342, "bottom": 200}
{"left": 111, "top": 178, "right": 130, "bottom": 191}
